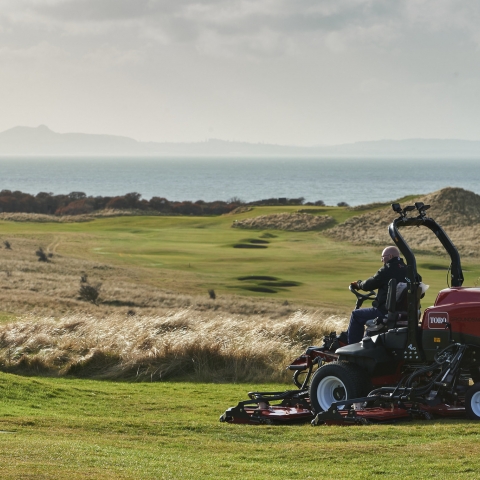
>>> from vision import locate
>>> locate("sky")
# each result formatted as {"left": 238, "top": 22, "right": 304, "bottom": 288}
{"left": 1, "top": 0, "right": 480, "bottom": 146}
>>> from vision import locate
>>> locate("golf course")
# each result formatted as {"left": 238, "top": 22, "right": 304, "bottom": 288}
{"left": 1, "top": 189, "right": 480, "bottom": 478}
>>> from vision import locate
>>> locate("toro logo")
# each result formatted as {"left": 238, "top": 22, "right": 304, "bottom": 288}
{"left": 428, "top": 312, "right": 449, "bottom": 329}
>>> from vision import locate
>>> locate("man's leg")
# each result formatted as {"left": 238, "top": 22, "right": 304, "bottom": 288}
{"left": 347, "top": 307, "right": 384, "bottom": 344}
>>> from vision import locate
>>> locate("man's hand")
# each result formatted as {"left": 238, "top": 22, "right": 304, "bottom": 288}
{"left": 350, "top": 281, "right": 359, "bottom": 289}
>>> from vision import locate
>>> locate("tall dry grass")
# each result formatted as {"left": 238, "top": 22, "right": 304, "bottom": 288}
{"left": 232, "top": 212, "right": 335, "bottom": 231}
{"left": 0, "top": 222, "right": 348, "bottom": 383}
{"left": 0, "top": 309, "right": 347, "bottom": 383}
{"left": 328, "top": 188, "right": 480, "bottom": 256}
{"left": 0, "top": 210, "right": 165, "bottom": 223}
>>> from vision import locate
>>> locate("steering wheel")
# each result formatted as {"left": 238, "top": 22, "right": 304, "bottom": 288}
{"left": 349, "top": 285, "right": 376, "bottom": 309}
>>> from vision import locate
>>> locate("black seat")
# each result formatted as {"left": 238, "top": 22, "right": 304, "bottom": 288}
{"left": 365, "top": 279, "right": 409, "bottom": 336}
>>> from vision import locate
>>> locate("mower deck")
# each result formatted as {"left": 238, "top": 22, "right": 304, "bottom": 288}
{"left": 313, "top": 397, "right": 466, "bottom": 425}
{"left": 219, "top": 389, "right": 314, "bottom": 425}
{"left": 220, "top": 393, "right": 467, "bottom": 426}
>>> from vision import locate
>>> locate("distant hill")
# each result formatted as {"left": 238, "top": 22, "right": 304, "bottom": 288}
{"left": 2, "top": 125, "right": 480, "bottom": 157}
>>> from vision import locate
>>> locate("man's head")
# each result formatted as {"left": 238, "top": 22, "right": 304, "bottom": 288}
{"left": 381, "top": 246, "right": 400, "bottom": 264}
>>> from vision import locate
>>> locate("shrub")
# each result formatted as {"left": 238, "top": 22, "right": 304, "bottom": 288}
{"left": 149, "top": 197, "right": 171, "bottom": 213}
{"left": 36, "top": 247, "right": 51, "bottom": 262}
{"left": 79, "top": 283, "right": 102, "bottom": 306}
{"left": 55, "top": 198, "right": 94, "bottom": 216}
{"left": 337, "top": 201, "right": 350, "bottom": 207}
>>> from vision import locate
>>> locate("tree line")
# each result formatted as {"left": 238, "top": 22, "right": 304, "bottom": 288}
{"left": 0, "top": 191, "right": 324, "bottom": 216}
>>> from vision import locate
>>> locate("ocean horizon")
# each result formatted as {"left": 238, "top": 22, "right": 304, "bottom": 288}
{"left": 0, "top": 156, "right": 479, "bottom": 207}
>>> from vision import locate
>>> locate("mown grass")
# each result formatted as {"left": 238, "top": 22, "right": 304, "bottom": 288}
{"left": 2, "top": 202, "right": 476, "bottom": 312}
{"left": 0, "top": 373, "right": 480, "bottom": 479}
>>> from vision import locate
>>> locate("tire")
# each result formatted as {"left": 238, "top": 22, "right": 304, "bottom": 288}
{"left": 466, "top": 382, "right": 480, "bottom": 420}
{"left": 309, "top": 361, "right": 371, "bottom": 413}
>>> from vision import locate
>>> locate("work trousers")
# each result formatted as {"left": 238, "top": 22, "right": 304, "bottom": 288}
{"left": 347, "top": 307, "right": 385, "bottom": 344}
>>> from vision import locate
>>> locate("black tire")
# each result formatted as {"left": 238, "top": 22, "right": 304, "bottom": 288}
{"left": 465, "top": 382, "right": 480, "bottom": 420}
{"left": 309, "top": 361, "right": 371, "bottom": 413}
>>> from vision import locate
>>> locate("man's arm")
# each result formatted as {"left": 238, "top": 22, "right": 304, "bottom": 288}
{"left": 357, "top": 267, "right": 388, "bottom": 291}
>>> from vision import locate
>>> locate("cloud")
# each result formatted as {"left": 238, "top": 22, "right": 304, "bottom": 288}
{"left": 0, "top": 0, "right": 478, "bottom": 61}
{"left": 2, "top": 0, "right": 480, "bottom": 146}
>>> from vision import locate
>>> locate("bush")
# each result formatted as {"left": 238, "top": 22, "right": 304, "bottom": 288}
{"left": 79, "top": 283, "right": 102, "bottom": 306}
{"left": 36, "top": 247, "right": 51, "bottom": 262}
{"left": 55, "top": 198, "right": 95, "bottom": 215}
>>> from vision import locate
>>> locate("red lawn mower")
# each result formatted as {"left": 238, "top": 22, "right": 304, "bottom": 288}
{"left": 220, "top": 202, "right": 480, "bottom": 425}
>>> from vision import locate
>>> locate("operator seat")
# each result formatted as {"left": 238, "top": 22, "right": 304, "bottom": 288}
{"left": 365, "top": 278, "right": 410, "bottom": 336}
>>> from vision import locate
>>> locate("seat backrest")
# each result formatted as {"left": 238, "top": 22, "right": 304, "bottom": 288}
{"left": 366, "top": 280, "right": 421, "bottom": 336}
{"left": 395, "top": 282, "right": 408, "bottom": 312}
{"left": 385, "top": 279, "right": 408, "bottom": 329}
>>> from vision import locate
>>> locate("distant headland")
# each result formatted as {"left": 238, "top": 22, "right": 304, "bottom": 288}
{"left": 1, "top": 125, "right": 480, "bottom": 157}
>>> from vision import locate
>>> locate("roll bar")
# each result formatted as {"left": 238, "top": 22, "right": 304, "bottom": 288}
{"left": 389, "top": 202, "right": 464, "bottom": 288}
{"left": 387, "top": 202, "right": 464, "bottom": 362}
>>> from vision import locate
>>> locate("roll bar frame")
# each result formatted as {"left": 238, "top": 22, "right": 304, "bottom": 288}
{"left": 387, "top": 202, "right": 464, "bottom": 362}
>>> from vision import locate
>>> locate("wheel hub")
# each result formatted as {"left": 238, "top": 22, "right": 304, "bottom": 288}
{"left": 317, "top": 375, "right": 347, "bottom": 411}
{"left": 333, "top": 386, "right": 346, "bottom": 401}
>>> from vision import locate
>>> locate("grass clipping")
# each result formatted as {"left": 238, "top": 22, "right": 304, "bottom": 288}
{"left": 232, "top": 212, "right": 334, "bottom": 231}
{"left": 0, "top": 309, "right": 346, "bottom": 383}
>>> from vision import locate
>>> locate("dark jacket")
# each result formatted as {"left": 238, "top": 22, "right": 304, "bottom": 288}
{"left": 357, "top": 257, "right": 408, "bottom": 313}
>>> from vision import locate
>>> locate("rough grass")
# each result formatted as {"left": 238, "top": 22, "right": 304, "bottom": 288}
{"left": 0, "top": 235, "right": 307, "bottom": 318}
{"left": 1, "top": 191, "right": 480, "bottom": 382}
{"left": 0, "top": 309, "right": 346, "bottom": 382}
{"left": 232, "top": 212, "right": 335, "bottom": 231}
{"left": 328, "top": 187, "right": 480, "bottom": 256}
{"left": 0, "top": 209, "right": 163, "bottom": 223}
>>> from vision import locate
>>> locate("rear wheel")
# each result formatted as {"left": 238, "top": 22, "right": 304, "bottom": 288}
{"left": 309, "top": 361, "right": 371, "bottom": 413}
{"left": 466, "top": 382, "right": 480, "bottom": 420}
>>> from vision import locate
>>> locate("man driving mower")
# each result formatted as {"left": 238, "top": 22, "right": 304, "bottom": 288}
{"left": 347, "top": 246, "right": 409, "bottom": 344}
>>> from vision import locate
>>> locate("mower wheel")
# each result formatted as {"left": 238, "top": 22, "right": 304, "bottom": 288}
{"left": 466, "top": 382, "right": 480, "bottom": 420}
{"left": 309, "top": 361, "right": 370, "bottom": 413}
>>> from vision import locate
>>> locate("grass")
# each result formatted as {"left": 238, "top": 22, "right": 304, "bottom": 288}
{"left": 2, "top": 202, "right": 473, "bottom": 313}
{"left": 0, "top": 310, "right": 345, "bottom": 382}
{"left": 2, "top": 203, "right": 480, "bottom": 476}
{"left": 0, "top": 373, "right": 480, "bottom": 479}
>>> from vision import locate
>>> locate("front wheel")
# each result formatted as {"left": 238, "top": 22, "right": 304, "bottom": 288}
{"left": 466, "top": 382, "right": 480, "bottom": 420}
{"left": 309, "top": 361, "right": 371, "bottom": 413}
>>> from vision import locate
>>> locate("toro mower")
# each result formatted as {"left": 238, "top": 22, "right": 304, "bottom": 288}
{"left": 220, "top": 201, "right": 480, "bottom": 425}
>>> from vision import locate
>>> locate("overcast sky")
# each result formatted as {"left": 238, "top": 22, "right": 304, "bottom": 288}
{"left": 1, "top": 0, "right": 480, "bottom": 145}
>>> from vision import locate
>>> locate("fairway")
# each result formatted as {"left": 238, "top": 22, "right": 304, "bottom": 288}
{"left": 0, "top": 201, "right": 476, "bottom": 313}
{"left": 0, "top": 373, "right": 480, "bottom": 479}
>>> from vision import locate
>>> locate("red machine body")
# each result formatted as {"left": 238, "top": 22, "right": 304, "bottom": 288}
{"left": 220, "top": 203, "right": 480, "bottom": 426}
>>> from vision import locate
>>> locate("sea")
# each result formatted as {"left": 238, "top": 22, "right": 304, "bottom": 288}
{"left": 0, "top": 156, "right": 479, "bottom": 207}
